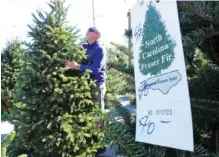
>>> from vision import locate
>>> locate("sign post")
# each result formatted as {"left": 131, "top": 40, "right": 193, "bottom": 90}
{"left": 131, "top": 0, "right": 194, "bottom": 151}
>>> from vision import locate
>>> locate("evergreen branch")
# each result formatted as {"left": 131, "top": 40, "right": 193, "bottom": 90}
{"left": 179, "top": 2, "right": 219, "bottom": 25}
{"left": 192, "top": 104, "right": 219, "bottom": 114}
{"left": 183, "top": 46, "right": 197, "bottom": 68}
{"left": 207, "top": 31, "right": 219, "bottom": 38}
{"left": 110, "top": 42, "right": 133, "bottom": 58}
{"left": 103, "top": 115, "right": 147, "bottom": 157}
{"left": 105, "top": 68, "right": 134, "bottom": 104}
{"left": 176, "top": 144, "right": 215, "bottom": 157}
{"left": 104, "top": 124, "right": 134, "bottom": 156}
{"left": 213, "top": 153, "right": 219, "bottom": 157}
{"left": 215, "top": 3, "right": 219, "bottom": 18}
{"left": 1, "top": 132, "right": 16, "bottom": 157}
{"left": 6, "top": 135, "right": 29, "bottom": 157}
{"left": 189, "top": 64, "right": 219, "bottom": 101}
{"left": 209, "top": 38, "right": 219, "bottom": 65}
{"left": 110, "top": 100, "right": 134, "bottom": 128}
{"left": 191, "top": 98, "right": 219, "bottom": 107}
{"left": 183, "top": 27, "right": 218, "bottom": 46}
{"left": 109, "top": 63, "right": 134, "bottom": 77}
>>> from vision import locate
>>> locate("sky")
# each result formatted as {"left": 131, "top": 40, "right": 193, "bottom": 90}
{"left": 0, "top": 0, "right": 137, "bottom": 50}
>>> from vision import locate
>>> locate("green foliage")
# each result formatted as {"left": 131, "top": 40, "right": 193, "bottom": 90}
{"left": 175, "top": 145, "right": 218, "bottom": 157}
{"left": 110, "top": 100, "right": 134, "bottom": 126}
{"left": 1, "top": 132, "right": 16, "bottom": 157}
{"left": 8, "top": 0, "right": 103, "bottom": 156}
{"left": 105, "top": 42, "right": 135, "bottom": 107}
{"left": 178, "top": 1, "right": 219, "bottom": 25}
{"left": 110, "top": 63, "right": 134, "bottom": 77}
{"left": 103, "top": 101, "right": 146, "bottom": 157}
{"left": 104, "top": 116, "right": 146, "bottom": 157}
{"left": 110, "top": 42, "right": 132, "bottom": 57}
{"left": 7, "top": 133, "right": 29, "bottom": 157}
{"left": 183, "top": 27, "right": 217, "bottom": 46}
{"left": 177, "top": 3, "right": 219, "bottom": 151}
{"left": 177, "top": 1, "right": 219, "bottom": 65}
{"left": 105, "top": 69, "right": 127, "bottom": 102}
{"left": 189, "top": 64, "right": 219, "bottom": 103}
{"left": 1, "top": 39, "right": 25, "bottom": 113}
{"left": 1, "top": 112, "right": 9, "bottom": 121}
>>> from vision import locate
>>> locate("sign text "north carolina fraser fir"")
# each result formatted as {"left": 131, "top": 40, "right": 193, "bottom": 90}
{"left": 141, "top": 34, "right": 173, "bottom": 71}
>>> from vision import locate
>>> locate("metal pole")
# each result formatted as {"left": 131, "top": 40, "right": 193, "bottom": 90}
{"left": 127, "top": 10, "right": 132, "bottom": 65}
{"left": 92, "top": 0, "right": 95, "bottom": 26}
{"left": 127, "top": 10, "right": 131, "bottom": 50}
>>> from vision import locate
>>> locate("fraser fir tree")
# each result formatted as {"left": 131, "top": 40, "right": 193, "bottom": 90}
{"left": 1, "top": 39, "right": 24, "bottom": 114}
{"left": 8, "top": 0, "right": 103, "bottom": 156}
{"left": 139, "top": 1, "right": 176, "bottom": 76}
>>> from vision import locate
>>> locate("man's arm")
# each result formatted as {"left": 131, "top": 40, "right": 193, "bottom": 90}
{"left": 79, "top": 47, "right": 104, "bottom": 76}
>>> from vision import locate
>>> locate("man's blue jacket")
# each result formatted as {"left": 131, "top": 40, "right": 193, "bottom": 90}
{"left": 79, "top": 41, "right": 106, "bottom": 85}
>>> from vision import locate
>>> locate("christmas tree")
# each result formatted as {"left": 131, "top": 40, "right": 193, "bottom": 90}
{"left": 8, "top": 0, "right": 103, "bottom": 156}
{"left": 139, "top": 1, "right": 176, "bottom": 76}
{"left": 1, "top": 39, "right": 24, "bottom": 115}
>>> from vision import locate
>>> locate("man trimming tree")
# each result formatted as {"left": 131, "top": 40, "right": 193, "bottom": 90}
{"left": 65, "top": 27, "right": 106, "bottom": 112}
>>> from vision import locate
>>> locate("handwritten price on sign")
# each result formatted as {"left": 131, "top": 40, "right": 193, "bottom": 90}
{"left": 139, "top": 110, "right": 172, "bottom": 135}
{"left": 139, "top": 115, "right": 155, "bottom": 134}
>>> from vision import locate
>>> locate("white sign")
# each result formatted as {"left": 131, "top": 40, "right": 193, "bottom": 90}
{"left": 131, "top": 0, "right": 194, "bottom": 151}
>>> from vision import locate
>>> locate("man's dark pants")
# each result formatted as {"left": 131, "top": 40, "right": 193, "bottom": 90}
{"left": 91, "top": 83, "right": 106, "bottom": 155}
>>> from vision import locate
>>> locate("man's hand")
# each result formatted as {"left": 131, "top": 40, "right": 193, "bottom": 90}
{"left": 64, "top": 60, "right": 79, "bottom": 70}
{"left": 94, "top": 119, "right": 103, "bottom": 128}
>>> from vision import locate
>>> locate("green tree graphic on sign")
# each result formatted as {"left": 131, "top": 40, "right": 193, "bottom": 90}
{"left": 139, "top": 1, "right": 176, "bottom": 76}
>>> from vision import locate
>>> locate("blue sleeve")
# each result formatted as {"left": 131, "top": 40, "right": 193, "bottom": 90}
{"left": 79, "top": 47, "right": 103, "bottom": 76}
{"left": 81, "top": 43, "right": 87, "bottom": 49}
